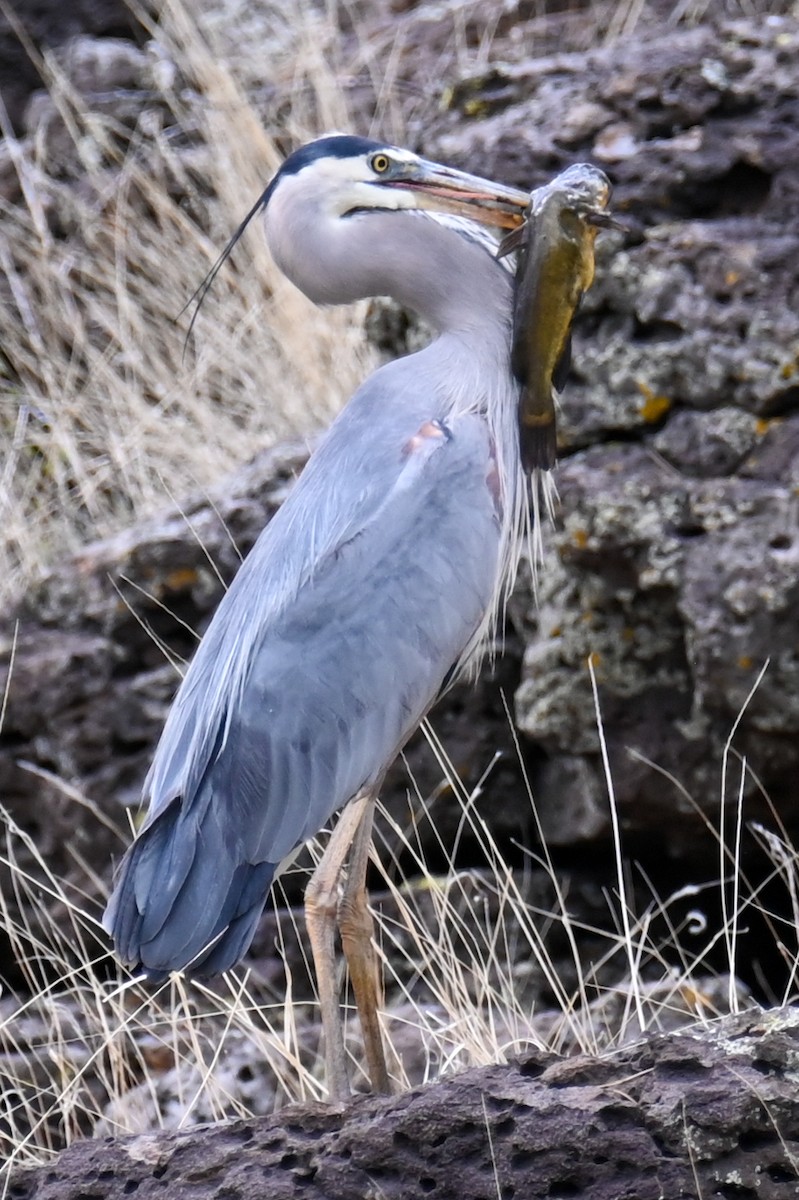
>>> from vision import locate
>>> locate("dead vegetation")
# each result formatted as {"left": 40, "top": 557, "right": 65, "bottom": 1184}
{"left": 0, "top": 0, "right": 381, "bottom": 604}
{"left": 3, "top": 679, "right": 799, "bottom": 1177}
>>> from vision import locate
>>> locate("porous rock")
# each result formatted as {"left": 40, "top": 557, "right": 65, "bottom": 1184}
{"left": 7, "top": 1006, "right": 799, "bottom": 1199}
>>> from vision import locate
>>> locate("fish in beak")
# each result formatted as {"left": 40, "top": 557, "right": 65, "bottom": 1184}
{"left": 498, "top": 163, "right": 617, "bottom": 473}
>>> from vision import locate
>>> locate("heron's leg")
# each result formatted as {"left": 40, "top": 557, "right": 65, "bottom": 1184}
{"left": 337, "top": 794, "right": 393, "bottom": 1095}
{"left": 305, "top": 792, "right": 371, "bottom": 1101}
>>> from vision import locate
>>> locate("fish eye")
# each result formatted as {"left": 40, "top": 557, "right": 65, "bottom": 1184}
{"left": 370, "top": 153, "right": 391, "bottom": 175}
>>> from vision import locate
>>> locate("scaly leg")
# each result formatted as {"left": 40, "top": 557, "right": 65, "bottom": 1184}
{"left": 337, "top": 793, "right": 393, "bottom": 1094}
{"left": 304, "top": 791, "right": 372, "bottom": 1101}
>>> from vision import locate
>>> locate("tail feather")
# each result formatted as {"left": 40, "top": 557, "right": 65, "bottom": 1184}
{"left": 104, "top": 798, "right": 275, "bottom": 979}
{"left": 185, "top": 879, "right": 273, "bottom": 976}
{"left": 132, "top": 810, "right": 196, "bottom": 942}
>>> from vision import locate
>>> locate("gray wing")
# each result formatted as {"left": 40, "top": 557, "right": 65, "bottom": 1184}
{"left": 104, "top": 401, "right": 501, "bottom": 979}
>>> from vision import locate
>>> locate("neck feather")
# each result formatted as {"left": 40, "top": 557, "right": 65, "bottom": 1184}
{"left": 267, "top": 206, "right": 513, "bottom": 336}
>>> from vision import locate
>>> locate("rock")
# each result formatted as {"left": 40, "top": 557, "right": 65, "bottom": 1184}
{"left": 0, "top": 2, "right": 148, "bottom": 135}
{"left": 515, "top": 436, "right": 799, "bottom": 852}
{"left": 22, "top": 36, "right": 160, "bottom": 177}
{"left": 55, "top": 35, "right": 150, "bottom": 94}
{"left": 6, "top": 1006, "right": 799, "bottom": 1199}
{"left": 652, "top": 406, "right": 758, "bottom": 477}
{"left": 418, "top": 13, "right": 799, "bottom": 859}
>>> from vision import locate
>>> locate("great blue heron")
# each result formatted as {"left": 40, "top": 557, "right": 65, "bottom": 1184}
{"left": 104, "top": 134, "right": 540, "bottom": 1100}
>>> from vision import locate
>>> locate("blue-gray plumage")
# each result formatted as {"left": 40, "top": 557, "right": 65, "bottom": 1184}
{"left": 104, "top": 135, "right": 542, "bottom": 1097}
{"left": 109, "top": 403, "right": 500, "bottom": 975}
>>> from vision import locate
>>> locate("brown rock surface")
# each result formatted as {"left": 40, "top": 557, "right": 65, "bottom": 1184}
{"left": 7, "top": 1006, "right": 799, "bottom": 1199}
{"left": 419, "top": 12, "right": 799, "bottom": 851}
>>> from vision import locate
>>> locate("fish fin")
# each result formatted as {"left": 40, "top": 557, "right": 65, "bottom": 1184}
{"left": 552, "top": 330, "right": 573, "bottom": 394}
{"left": 497, "top": 224, "right": 528, "bottom": 259}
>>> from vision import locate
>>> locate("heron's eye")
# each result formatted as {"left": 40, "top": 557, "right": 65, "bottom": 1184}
{"left": 370, "top": 153, "right": 391, "bottom": 175}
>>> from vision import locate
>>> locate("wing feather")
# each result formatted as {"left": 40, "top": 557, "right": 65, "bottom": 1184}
{"left": 105, "top": 373, "right": 502, "bottom": 978}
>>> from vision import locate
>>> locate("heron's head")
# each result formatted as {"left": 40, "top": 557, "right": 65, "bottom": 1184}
{"left": 266, "top": 135, "right": 534, "bottom": 307}
{"left": 188, "top": 135, "right": 530, "bottom": 322}
{"left": 264, "top": 135, "right": 529, "bottom": 231}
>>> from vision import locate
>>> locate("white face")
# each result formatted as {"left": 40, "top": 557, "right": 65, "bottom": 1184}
{"left": 262, "top": 139, "right": 528, "bottom": 258}
{"left": 268, "top": 147, "right": 426, "bottom": 226}
{"left": 261, "top": 149, "right": 427, "bottom": 293}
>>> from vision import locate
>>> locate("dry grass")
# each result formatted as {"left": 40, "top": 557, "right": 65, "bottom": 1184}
{"left": 0, "top": 0, "right": 381, "bottom": 605}
{"left": 3, "top": 672, "right": 797, "bottom": 1180}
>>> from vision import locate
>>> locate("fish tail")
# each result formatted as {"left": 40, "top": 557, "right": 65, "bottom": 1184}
{"left": 520, "top": 410, "right": 557, "bottom": 472}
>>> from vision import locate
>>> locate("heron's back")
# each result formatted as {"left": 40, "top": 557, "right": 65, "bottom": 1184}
{"left": 104, "top": 398, "right": 503, "bottom": 979}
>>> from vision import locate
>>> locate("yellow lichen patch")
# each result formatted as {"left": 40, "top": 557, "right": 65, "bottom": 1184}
{"left": 587, "top": 650, "right": 602, "bottom": 668}
{"left": 755, "top": 417, "right": 772, "bottom": 435}
{"left": 549, "top": 625, "right": 562, "bottom": 638}
{"left": 164, "top": 567, "right": 199, "bottom": 591}
{"left": 571, "top": 527, "right": 589, "bottom": 549}
{"left": 724, "top": 269, "right": 741, "bottom": 287}
{"left": 463, "top": 98, "right": 492, "bottom": 118}
{"left": 680, "top": 984, "right": 715, "bottom": 1012}
{"left": 641, "top": 393, "right": 671, "bottom": 422}
{"left": 780, "top": 361, "right": 796, "bottom": 380}
{"left": 738, "top": 655, "right": 753, "bottom": 670}
{"left": 413, "top": 874, "right": 448, "bottom": 895}
{"left": 636, "top": 380, "right": 672, "bottom": 423}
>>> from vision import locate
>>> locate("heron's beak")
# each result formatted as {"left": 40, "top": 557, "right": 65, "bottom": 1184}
{"left": 384, "top": 159, "right": 530, "bottom": 230}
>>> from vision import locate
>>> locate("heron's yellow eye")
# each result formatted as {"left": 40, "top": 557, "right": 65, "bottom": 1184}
{"left": 371, "top": 153, "right": 391, "bottom": 174}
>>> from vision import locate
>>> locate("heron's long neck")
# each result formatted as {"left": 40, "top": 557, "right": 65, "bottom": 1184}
{"left": 360, "top": 211, "right": 513, "bottom": 337}
{"left": 269, "top": 202, "right": 530, "bottom": 665}
{"left": 272, "top": 207, "right": 514, "bottom": 340}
